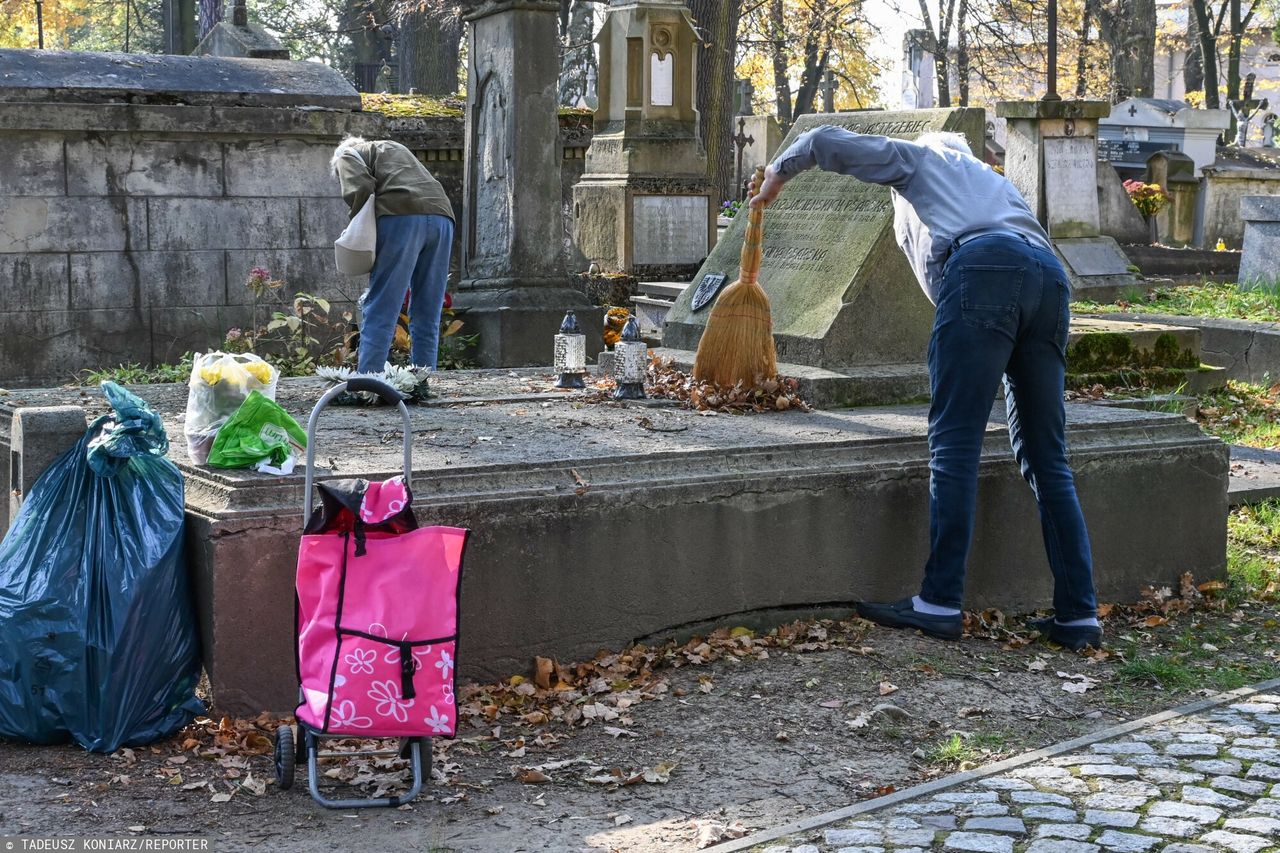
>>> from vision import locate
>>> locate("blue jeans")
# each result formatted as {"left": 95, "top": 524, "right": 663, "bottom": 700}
{"left": 919, "top": 234, "right": 1097, "bottom": 621}
{"left": 358, "top": 213, "right": 454, "bottom": 373}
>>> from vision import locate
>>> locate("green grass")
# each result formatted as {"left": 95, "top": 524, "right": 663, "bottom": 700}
{"left": 1194, "top": 381, "right": 1280, "bottom": 449}
{"left": 1116, "top": 654, "right": 1198, "bottom": 690}
{"left": 1073, "top": 281, "right": 1280, "bottom": 322}
{"left": 79, "top": 353, "right": 195, "bottom": 386}
{"left": 925, "top": 734, "right": 979, "bottom": 765}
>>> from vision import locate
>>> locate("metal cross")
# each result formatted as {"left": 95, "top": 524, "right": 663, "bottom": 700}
{"left": 733, "top": 117, "right": 755, "bottom": 202}
{"left": 1042, "top": 0, "right": 1060, "bottom": 101}
{"left": 818, "top": 70, "right": 837, "bottom": 113}
{"left": 1128, "top": 104, "right": 1138, "bottom": 117}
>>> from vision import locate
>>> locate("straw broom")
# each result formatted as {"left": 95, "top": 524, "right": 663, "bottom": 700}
{"left": 693, "top": 166, "right": 777, "bottom": 388}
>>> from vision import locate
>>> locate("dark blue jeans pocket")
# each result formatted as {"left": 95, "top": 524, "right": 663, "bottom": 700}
{"left": 960, "top": 264, "right": 1022, "bottom": 332}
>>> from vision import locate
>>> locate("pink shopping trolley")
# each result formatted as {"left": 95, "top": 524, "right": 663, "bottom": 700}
{"left": 274, "top": 376, "right": 469, "bottom": 809}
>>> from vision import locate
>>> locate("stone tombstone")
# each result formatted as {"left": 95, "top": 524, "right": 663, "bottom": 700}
{"left": 1146, "top": 150, "right": 1199, "bottom": 246}
{"left": 572, "top": 0, "right": 716, "bottom": 278}
{"left": 1043, "top": 136, "right": 1100, "bottom": 238}
{"left": 664, "top": 107, "right": 985, "bottom": 369}
{"left": 459, "top": 0, "right": 599, "bottom": 368}
{"left": 997, "top": 99, "right": 1135, "bottom": 296}
{"left": 1239, "top": 195, "right": 1280, "bottom": 288}
{"left": 192, "top": 0, "right": 290, "bottom": 59}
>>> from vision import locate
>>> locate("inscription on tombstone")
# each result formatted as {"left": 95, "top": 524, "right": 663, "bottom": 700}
{"left": 664, "top": 107, "right": 985, "bottom": 369}
{"left": 633, "top": 195, "right": 709, "bottom": 265}
{"left": 1043, "top": 136, "right": 1101, "bottom": 238}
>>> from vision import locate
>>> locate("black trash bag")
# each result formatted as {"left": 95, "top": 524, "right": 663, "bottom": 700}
{"left": 0, "top": 381, "right": 204, "bottom": 752}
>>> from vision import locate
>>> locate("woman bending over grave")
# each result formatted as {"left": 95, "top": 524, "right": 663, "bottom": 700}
{"left": 331, "top": 136, "right": 456, "bottom": 390}
{"left": 751, "top": 126, "right": 1102, "bottom": 651}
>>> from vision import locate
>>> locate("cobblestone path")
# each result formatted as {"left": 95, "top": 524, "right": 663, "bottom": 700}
{"left": 746, "top": 692, "right": 1280, "bottom": 853}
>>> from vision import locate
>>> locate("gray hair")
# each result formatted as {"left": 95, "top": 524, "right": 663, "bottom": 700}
{"left": 330, "top": 135, "right": 367, "bottom": 176}
{"left": 917, "top": 131, "right": 975, "bottom": 158}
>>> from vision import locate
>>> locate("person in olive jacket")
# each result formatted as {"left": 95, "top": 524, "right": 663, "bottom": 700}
{"left": 331, "top": 136, "right": 456, "bottom": 374}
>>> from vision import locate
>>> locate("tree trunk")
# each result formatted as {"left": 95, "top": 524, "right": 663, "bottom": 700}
{"left": 686, "top": 0, "right": 743, "bottom": 202}
{"left": 1190, "top": 0, "right": 1220, "bottom": 108}
{"left": 1077, "top": 0, "right": 1093, "bottom": 98}
{"left": 198, "top": 0, "right": 221, "bottom": 38}
{"left": 769, "top": 0, "right": 792, "bottom": 125}
{"left": 1184, "top": 0, "right": 1204, "bottom": 94}
{"left": 956, "top": 0, "right": 969, "bottom": 105}
{"left": 1096, "top": 0, "right": 1156, "bottom": 101}
{"left": 398, "top": 6, "right": 463, "bottom": 96}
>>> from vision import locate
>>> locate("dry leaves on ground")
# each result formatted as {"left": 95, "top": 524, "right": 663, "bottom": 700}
{"left": 584, "top": 356, "right": 810, "bottom": 414}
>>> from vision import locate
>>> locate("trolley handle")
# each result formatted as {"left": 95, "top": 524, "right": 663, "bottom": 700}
{"left": 303, "top": 379, "right": 414, "bottom": 523}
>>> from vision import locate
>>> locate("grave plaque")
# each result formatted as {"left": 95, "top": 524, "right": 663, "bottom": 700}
{"left": 664, "top": 107, "right": 985, "bottom": 369}
{"left": 1056, "top": 237, "right": 1133, "bottom": 277}
{"left": 632, "top": 195, "right": 709, "bottom": 265}
{"left": 1043, "top": 136, "right": 1101, "bottom": 238}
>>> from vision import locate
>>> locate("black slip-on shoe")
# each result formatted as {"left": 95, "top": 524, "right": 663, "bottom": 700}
{"left": 1028, "top": 616, "right": 1104, "bottom": 652}
{"left": 855, "top": 598, "right": 963, "bottom": 641}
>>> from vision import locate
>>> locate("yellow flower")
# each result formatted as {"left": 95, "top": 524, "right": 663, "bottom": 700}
{"left": 245, "top": 361, "right": 275, "bottom": 385}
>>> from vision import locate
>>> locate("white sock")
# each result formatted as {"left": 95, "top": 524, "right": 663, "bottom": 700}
{"left": 1056, "top": 616, "right": 1101, "bottom": 628}
{"left": 912, "top": 595, "right": 962, "bottom": 617}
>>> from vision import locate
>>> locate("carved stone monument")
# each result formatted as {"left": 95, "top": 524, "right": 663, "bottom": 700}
{"left": 997, "top": 100, "right": 1136, "bottom": 296}
{"left": 458, "top": 0, "right": 600, "bottom": 367}
{"left": 664, "top": 107, "right": 983, "bottom": 397}
{"left": 193, "top": 0, "right": 289, "bottom": 59}
{"left": 572, "top": 0, "right": 716, "bottom": 278}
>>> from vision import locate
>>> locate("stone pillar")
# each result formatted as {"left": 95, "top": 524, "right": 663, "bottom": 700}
{"left": 7, "top": 406, "right": 87, "bottom": 533}
{"left": 1239, "top": 195, "right": 1280, "bottom": 289}
{"left": 1146, "top": 151, "right": 1199, "bottom": 247}
{"left": 458, "top": 0, "right": 600, "bottom": 368}
{"left": 996, "top": 100, "right": 1136, "bottom": 296}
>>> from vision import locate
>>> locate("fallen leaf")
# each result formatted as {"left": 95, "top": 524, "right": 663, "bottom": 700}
{"left": 818, "top": 699, "right": 843, "bottom": 708}
{"left": 533, "top": 656, "right": 554, "bottom": 690}
{"left": 879, "top": 681, "right": 898, "bottom": 695}
{"left": 1027, "top": 659, "right": 1048, "bottom": 672}
{"left": 957, "top": 706, "right": 986, "bottom": 718}
{"left": 569, "top": 468, "right": 590, "bottom": 496}
{"left": 515, "top": 768, "right": 551, "bottom": 784}
{"left": 210, "top": 793, "right": 232, "bottom": 803}
{"left": 602, "top": 726, "right": 637, "bottom": 738}
{"left": 614, "top": 814, "right": 632, "bottom": 826}
{"left": 642, "top": 761, "right": 677, "bottom": 784}
{"left": 241, "top": 774, "right": 267, "bottom": 796}
{"left": 692, "top": 819, "right": 747, "bottom": 849}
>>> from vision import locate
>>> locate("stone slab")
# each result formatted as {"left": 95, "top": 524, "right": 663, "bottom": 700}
{"left": 1044, "top": 136, "right": 1102, "bottom": 238}
{"left": 299, "top": 198, "right": 353, "bottom": 250}
{"left": 64, "top": 137, "right": 225, "bottom": 197}
{"left": 146, "top": 198, "right": 301, "bottom": 250}
{"left": 0, "top": 49, "right": 360, "bottom": 110}
{"left": 1, "top": 253, "right": 69, "bottom": 312}
{"left": 1239, "top": 195, "right": 1280, "bottom": 287}
{"left": 1076, "top": 311, "right": 1280, "bottom": 386}
{"left": 0, "top": 197, "right": 145, "bottom": 253}
{"left": 0, "top": 309, "right": 151, "bottom": 386}
{"left": 0, "top": 133, "right": 67, "bottom": 196}
{"left": 663, "top": 107, "right": 985, "bottom": 374}
{"left": 1056, "top": 238, "right": 1132, "bottom": 277}
{"left": 0, "top": 371, "right": 1227, "bottom": 714}
{"left": 631, "top": 194, "right": 710, "bottom": 266}
{"left": 69, "top": 251, "right": 227, "bottom": 310}
{"left": 224, "top": 139, "right": 339, "bottom": 198}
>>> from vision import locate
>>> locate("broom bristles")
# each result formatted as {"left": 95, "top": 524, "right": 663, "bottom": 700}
{"left": 693, "top": 276, "right": 777, "bottom": 387}
{"left": 693, "top": 166, "right": 777, "bottom": 388}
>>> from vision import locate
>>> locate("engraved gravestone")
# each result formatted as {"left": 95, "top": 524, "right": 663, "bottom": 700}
{"left": 664, "top": 107, "right": 985, "bottom": 369}
{"left": 1043, "top": 136, "right": 1101, "bottom": 238}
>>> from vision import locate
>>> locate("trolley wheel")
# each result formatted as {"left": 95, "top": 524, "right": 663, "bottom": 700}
{"left": 274, "top": 725, "right": 296, "bottom": 790}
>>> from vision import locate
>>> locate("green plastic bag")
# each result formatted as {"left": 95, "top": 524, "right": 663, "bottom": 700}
{"left": 207, "top": 391, "right": 307, "bottom": 469}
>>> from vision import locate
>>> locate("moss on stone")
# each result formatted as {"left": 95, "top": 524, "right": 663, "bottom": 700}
{"left": 1067, "top": 332, "right": 1135, "bottom": 372}
{"left": 360, "top": 93, "right": 464, "bottom": 118}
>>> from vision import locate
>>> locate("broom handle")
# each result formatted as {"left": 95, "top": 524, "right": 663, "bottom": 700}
{"left": 738, "top": 166, "right": 766, "bottom": 286}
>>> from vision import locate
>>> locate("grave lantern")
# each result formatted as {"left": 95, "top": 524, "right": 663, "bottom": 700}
{"left": 553, "top": 311, "right": 588, "bottom": 389}
{"left": 612, "top": 316, "right": 647, "bottom": 400}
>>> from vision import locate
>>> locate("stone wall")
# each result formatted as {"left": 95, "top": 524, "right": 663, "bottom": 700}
{"left": 1201, "top": 165, "right": 1280, "bottom": 249}
{"left": 0, "top": 100, "right": 591, "bottom": 386}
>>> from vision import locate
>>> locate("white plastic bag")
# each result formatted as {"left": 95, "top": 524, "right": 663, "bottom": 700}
{"left": 183, "top": 352, "right": 280, "bottom": 465}
{"left": 335, "top": 195, "right": 377, "bottom": 275}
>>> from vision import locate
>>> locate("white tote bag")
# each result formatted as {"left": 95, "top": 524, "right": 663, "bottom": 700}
{"left": 334, "top": 195, "right": 377, "bottom": 276}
